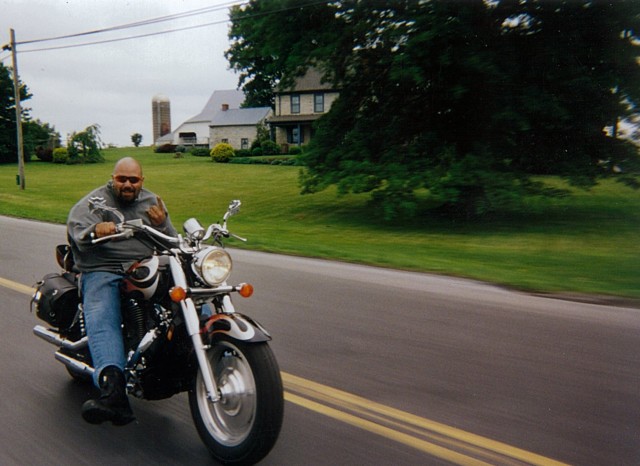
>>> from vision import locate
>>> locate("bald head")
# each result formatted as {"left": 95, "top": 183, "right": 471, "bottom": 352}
{"left": 113, "top": 157, "right": 143, "bottom": 177}
{"left": 112, "top": 157, "right": 144, "bottom": 204}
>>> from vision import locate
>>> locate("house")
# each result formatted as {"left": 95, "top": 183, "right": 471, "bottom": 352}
{"left": 268, "top": 68, "right": 339, "bottom": 149}
{"left": 209, "top": 106, "right": 272, "bottom": 150}
{"left": 157, "top": 89, "right": 245, "bottom": 147}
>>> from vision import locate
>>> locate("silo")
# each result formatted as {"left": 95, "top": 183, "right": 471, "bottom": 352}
{"left": 152, "top": 94, "right": 171, "bottom": 143}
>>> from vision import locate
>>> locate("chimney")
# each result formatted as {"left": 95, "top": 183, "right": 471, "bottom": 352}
{"left": 222, "top": 104, "right": 229, "bottom": 111}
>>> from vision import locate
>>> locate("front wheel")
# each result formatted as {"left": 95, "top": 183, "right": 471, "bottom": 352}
{"left": 188, "top": 335, "right": 284, "bottom": 465}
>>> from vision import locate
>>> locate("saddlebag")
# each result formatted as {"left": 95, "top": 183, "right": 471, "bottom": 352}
{"left": 32, "top": 272, "right": 80, "bottom": 329}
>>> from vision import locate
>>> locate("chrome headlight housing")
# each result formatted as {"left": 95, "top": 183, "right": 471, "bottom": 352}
{"left": 192, "top": 247, "right": 232, "bottom": 286}
{"left": 183, "top": 218, "right": 205, "bottom": 241}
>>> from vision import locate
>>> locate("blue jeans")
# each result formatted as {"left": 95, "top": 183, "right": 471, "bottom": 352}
{"left": 81, "top": 271, "right": 126, "bottom": 388}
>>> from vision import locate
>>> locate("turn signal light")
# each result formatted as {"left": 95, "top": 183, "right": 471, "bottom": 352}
{"left": 238, "top": 283, "right": 254, "bottom": 298}
{"left": 169, "top": 286, "right": 187, "bottom": 302}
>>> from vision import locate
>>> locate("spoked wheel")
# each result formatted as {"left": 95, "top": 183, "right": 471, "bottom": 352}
{"left": 189, "top": 335, "right": 284, "bottom": 465}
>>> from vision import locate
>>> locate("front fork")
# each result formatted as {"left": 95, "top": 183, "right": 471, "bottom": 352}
{"left": 169, "top": 256, "right": 220, "bottom": 403}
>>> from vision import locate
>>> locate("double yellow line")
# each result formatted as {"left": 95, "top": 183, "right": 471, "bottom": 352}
{"left": 0, "top": 276, "right": 34, "bottom": 295}
{"left": 2, "top": 276, "right": 568, "bottom": 465}
{"left": 283, "top": 372, "right": 568, "bottom": 465}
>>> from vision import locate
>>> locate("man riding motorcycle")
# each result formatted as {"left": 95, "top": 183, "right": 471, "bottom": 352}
{"left": 67, "top": 157, "right": 177, "bottom": 425}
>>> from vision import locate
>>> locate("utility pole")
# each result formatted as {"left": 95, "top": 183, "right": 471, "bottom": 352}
{"left": 9, "top": 29, "right": 25, "bottom": 190}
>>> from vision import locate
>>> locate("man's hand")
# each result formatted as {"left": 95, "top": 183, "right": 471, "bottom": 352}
{"left": 95, "top": 222, "right": 117, "bottom": 238}
{"left": 146, "top": 196, "right": 167, "bottom": 226}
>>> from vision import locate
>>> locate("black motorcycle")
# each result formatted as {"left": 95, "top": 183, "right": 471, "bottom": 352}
{"left": 31, "top": 199, "right": 284, "bottom": 465}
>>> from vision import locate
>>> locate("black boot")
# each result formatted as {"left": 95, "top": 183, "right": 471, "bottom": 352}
{"left": 82, "top": 366, "right": 135, "bottom": 426}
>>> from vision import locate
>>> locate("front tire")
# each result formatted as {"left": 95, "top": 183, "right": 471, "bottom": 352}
{"left": 188, "top": 335, "right": 284, "bottom": 465}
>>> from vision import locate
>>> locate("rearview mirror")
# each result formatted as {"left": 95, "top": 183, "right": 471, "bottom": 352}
{"left": 227, "top": 200, "right": 241, "bottom": 217}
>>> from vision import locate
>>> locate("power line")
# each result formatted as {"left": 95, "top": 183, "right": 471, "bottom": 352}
{"left": 18, "top": 18, "right": 231, "bottom": 54}
{"left": 16, "top": 1, "right": 244, "bottom": 46}
{"left": 1, "top": 1, "right": 246, "bottom": 53}
{"left": 3, "top": 0, "right": 331, "bottom": 55}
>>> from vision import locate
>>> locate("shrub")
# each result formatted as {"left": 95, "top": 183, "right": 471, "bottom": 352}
{"left": 52, "top": 148, "right": 68, "bottom": 164}
{"left": 235, "top": 149, "right": 251, "bottom": 158}
{"left": 35, "top": 146, "right": 53, "bottom": 162}
{"left": 288, "top": 146, "right": 302, "bottom": 155}
{"left": 251, "top": 147, "right": 263, "bottom": 157}
{"left": 175, "top": 145, "right": 187, "bottom": 153}
{"left": 230, "top": 157, "right": 252, "bottom": 165}
{"left": 190, "top": 147, "right": 210, "bottom": 157}
{"left": 261, "top": 140, "right": 280, "bottom": 155}
{"left": 154, "top": 143, "right": 175, "bottom": 153}
{"left": 210, "top": 143, "right": 235, "bottom": 163}
{"left": 229, "top": 155, "right": 299, "bottom": 166}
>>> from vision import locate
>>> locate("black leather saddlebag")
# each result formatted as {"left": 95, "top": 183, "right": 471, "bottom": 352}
{"left": 32, "top": 272, "right": 79, "bottom": 328}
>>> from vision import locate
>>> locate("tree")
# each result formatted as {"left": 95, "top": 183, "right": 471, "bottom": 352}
{"left": 0, "top": 62, "right": 32, "bottom": 164}
{"left": 227, "top": 0, "right": 640, "bottom": 219}
{"left": 226, "top": 0, "right": 338, "bottom": 108}
{"left": 24, "top": 119, "right": 61, "bottom": 161}
{"left": 68, "top": 124, "right": 104, "bottom": 163}
{"left": 131, "top": 133, "right": 143, "bottom": 147}
{"left": 1, "top": 62, "right": 59, "bottom": 163}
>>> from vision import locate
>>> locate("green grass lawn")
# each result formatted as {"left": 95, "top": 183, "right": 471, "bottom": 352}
{"left": 1, "top": 147, "right": 639, "bottom": 299}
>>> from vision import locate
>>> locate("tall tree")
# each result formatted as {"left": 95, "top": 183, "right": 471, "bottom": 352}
{"left": 227, "top": 0, "right": 640, "bottom": 218}
{"left": 226, "top": 0, "right": 339, "bottom": 107}
{"left": 24, "top": 119, "right": 60, "bottom": 161}
{"left": 0, "top": 62, "right": 32, "bottom": 164}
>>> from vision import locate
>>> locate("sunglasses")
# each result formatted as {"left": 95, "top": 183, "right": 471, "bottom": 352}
{"left": 114, "top": 175, "right": 142, "bottom": 184}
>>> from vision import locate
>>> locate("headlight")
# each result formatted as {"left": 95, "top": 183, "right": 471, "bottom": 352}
{"left": 192, "top": 247, "right": 232, "bottom": 286}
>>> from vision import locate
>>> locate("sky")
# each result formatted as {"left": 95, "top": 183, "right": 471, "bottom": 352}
{"left": 0, "top": 0, "right": 242, "bottom": 147}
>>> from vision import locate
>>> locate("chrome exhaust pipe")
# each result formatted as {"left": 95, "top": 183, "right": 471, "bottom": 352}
{"left": 33, "top": 325, "right": 88, "bottom": 351}
{"left": 55, "top": 351, "right": 95, "bottom": 376}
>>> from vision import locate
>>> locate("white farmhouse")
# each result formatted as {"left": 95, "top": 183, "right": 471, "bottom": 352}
{"left": 157, "top": 90, "right": 248, "bottom": 148}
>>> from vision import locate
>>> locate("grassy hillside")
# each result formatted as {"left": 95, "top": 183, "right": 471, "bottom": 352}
{"left": 1, "top": 147, "right": 639, "bottom": 299}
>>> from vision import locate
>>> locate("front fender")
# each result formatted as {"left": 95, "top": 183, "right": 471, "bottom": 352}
{"left": 202, "top": 313, "right": 271, "bottom": 343}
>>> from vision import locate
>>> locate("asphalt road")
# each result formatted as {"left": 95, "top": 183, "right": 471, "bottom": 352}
{"left": 0, "top": 215, "right": 638, "bottom": 465}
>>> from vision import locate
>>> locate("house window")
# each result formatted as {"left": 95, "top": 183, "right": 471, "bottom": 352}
{"left": 221, "top": 138, "right": 229, "bottom": 144}
{"left": 314, "top": 93, "right": 324, "bottom": 113}
{"left": 287, "top": 126, "right": 304, "bottom": 144}
{"left": 291, "top": 94, "right": 300, "bottom": 114}
{"left": 241, "top": 138, "right": 249, "bottom": 150}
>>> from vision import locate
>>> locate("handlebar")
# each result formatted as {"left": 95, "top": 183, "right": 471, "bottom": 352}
{"left": 202, "top": 223, "right": 247, "bottom": 243}
{"left": 90, "top": 219, "right": 246, "bottom": 246}
{"left": 88, "top": 199, "right": 246, "bottom": 246}
{"left": 91, "top": 219, "right": 179, "bottom": 245}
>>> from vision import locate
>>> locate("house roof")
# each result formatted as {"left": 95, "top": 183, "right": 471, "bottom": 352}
{"left": 277, "top": 67, "right": 333, "bottom": 93}
{"left": 186, "top": 89, "right": 245, "bottom": 123}
{"left": 268, "top": 114, "right": 323, "bottom": 125}
{"left": 211, "top": 107, "right": 272, "bottom": 127}
{"left": 156, "top": 132, "right": 173, "bottom": 144}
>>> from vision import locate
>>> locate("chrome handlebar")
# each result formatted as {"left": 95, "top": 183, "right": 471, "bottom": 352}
{"left": 89, "top": 199, "right": 246, "bottom": 245}
{"left": 90, "top": 220, "right": 178, "bottom": 245}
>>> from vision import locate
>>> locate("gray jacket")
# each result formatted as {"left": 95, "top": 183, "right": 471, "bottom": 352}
{"left": 67, "top": 181, "right": 178, "bottom": 273}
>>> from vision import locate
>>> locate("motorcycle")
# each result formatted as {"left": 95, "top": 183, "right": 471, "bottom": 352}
{"left": 31, "top": 199, "right": 284, "bottom": 465}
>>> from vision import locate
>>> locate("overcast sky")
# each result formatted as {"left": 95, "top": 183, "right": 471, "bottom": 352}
{"left": 0, "top": 0, "right": 241, "bottom": 147}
